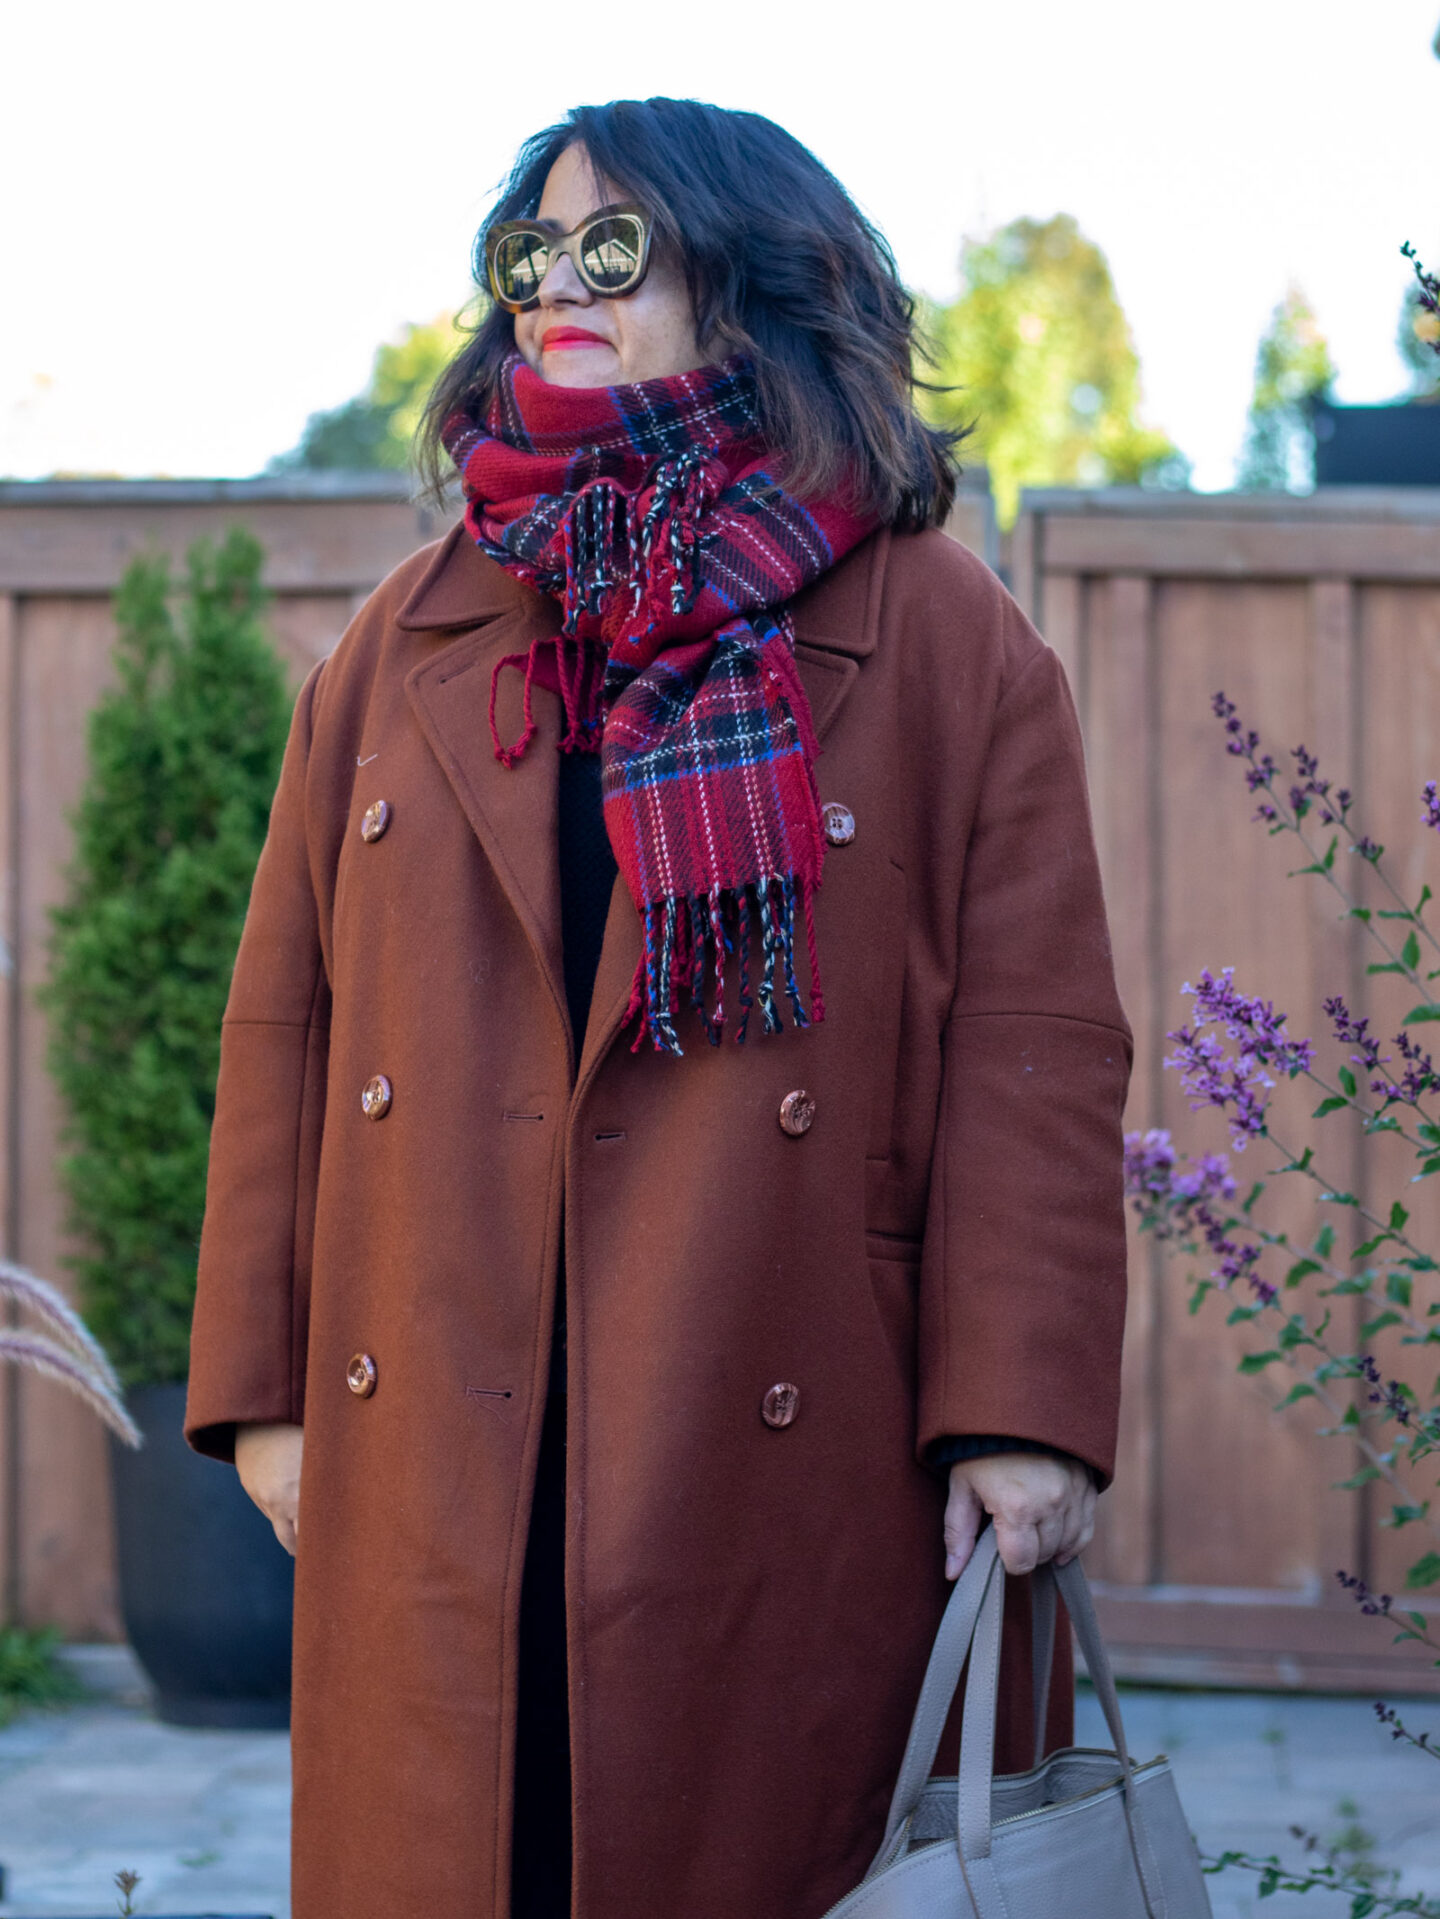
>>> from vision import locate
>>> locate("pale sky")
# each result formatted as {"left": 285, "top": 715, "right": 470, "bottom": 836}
{"left": 2, "top": 0, "right": 1436, "bottom": 491}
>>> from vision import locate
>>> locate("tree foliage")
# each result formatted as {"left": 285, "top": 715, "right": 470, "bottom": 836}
{"left": 270, "top": 313, "right": 464, "bottom": 472}
{"left": 1398, "top": 252, "right": 1440, "bottom": 396}
{"left": 42, "top": 531, "right": 292, "bottom": 1385}
{"left": 923, "top": 213, "right": 1185, "bottom": 526}
{"left": 1236, "top": 284, "right": 1336, "bottom": 491}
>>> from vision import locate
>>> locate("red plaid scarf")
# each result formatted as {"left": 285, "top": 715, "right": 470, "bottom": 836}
{"left": 443, "top": 352, "right": 875, "bottom": 1055}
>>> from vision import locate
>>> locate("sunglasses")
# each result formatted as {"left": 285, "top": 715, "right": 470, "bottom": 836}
{"left": 485, "top": 203, "right": 653, "bottom": 314}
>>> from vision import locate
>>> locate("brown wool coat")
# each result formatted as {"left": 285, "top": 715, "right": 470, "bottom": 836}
{"left": 184, "top": 521, "right": 1133, "bottom": 1919}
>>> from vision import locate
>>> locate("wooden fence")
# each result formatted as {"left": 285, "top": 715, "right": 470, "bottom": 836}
{"left": 4, "top": 474, "right": 1440, "bottom": 1695}
{"left": 1015, "top": 486, "right": 1440, "bottom": 1691}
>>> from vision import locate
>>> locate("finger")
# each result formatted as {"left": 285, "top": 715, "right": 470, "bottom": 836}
{"left": 1058, "top": 1483, "right": 1099, "bottom": 1566}
{"left": 995, "top": 1517, "right": 1041, "bottom": 1576}
{"left": 1033, "top": 1509, "right": 1067, "bottom": 1567}
{"left": 943, "top": 1477, "right": 983, "bottom": 1581}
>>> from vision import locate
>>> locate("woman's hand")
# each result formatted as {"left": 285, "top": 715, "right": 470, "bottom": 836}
{"left": 943, "top": 1453, "right": 1095, "bottom": 1581}
{"left": 235, "top": 1421, "right": 305, "bottom": 1556}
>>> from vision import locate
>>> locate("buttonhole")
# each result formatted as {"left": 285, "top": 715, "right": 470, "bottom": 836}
{"left": 503, "top": 1110, "right": 545, "bottom": 1123}
{"left": 594, "top": 1129, "right": 627, "bottom": 1144}
{"left": 465, "top": 1386, "right": 513, "bottom": 1400}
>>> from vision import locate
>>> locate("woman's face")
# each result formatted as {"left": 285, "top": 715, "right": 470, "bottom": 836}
{"left": 512, "top": 144, "right": 711, "bottom": 389}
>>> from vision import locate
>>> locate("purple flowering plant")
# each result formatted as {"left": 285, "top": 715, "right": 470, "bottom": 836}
{"left": 1127, "top": 690, "right": 1440, "bottom": 1912}
{"left": 1126, "top": 693, "right": 1440, "bottom": 1662}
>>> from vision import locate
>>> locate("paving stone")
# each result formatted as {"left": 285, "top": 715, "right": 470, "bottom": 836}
{"left": 0, "top": 1686, "right": 1436, "bottom": 1917}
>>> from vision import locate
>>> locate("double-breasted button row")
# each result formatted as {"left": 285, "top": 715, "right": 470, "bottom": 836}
{"left": 347, "top": 1352, "right": 378, "bottom": 1397}
{"left": 360, "top": 799, "right": 392, "bottom": 842}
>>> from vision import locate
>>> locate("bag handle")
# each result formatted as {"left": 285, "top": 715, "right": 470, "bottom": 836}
{"left": 873, "top": 1528, "right": 1003, "bottom": 1858}
{"left": 955, "top": 1545, "right": 1167, "bottom": 1919}
{"left": 873, "top": 1527, "right": 1166, "bottom": 1918}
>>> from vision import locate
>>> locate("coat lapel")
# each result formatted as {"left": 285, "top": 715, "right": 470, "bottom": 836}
{"left": 399, "top": 537, "right": 573, "bottom": 1055}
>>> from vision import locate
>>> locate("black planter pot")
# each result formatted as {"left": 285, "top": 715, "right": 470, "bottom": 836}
{"left": 109, "top": 1381, "right": 293, "bottom": 1728}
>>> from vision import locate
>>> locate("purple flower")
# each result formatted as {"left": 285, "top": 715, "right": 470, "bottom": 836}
{"left": 1338, "top": 1569, "right": 1393, "bottom": 1616}
{"left": 1122, "top": 1128, "right": 1267, "bottom": 1299}
{"left": 1166, "top": 969, "right": 1314, "bottom": 1151}
{"left": 1423, "top": 780, "right": 1440, "bottom": 832}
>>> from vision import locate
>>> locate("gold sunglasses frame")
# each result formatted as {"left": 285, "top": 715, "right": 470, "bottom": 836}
{"left": 484, "top": 203, "right": 653, "bottom": 314}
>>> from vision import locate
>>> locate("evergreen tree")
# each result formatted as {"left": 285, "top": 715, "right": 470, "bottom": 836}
{"left": 923, "top": 214, "right": 1185, "bottom": 527}
{"left": 42, "top": 530, "right": 292, "bottom": 1385}
{"left": 1236, "top": 285, "right": 1336, "bottom": 491}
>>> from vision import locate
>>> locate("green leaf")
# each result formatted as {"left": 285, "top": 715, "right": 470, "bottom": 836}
{"left": 1242, "top": 1181, "right": 1267, "bottom": 1215}
{"left": 1348, "top": 907, "right": 1372, "bottom": 923}
{"left": 1404, "top": 1551, "right": 1440, "bottom": 1589}
{"left": 1323, "top": 834, "right": 1338, "bottom": 872}
{"left": 1390, "top": 1201, "right": 1411, "bottom": 1231}
{"left": 1227, "top": 1305, "right": 1264, "bottom": 1325}
{"left": 1411, "top": 1156, "right": 1440, "bottom": 1181}
{"left": 1320, "top": 1190, "right": 1360, "bottom": 1207}
{"left": 1403, "top": 1252, "right": 1438, "bottom": 1270}
{"left": 1334, "top": 1465, "right": 1382, "bottom": 1489}
{"left": 1338, "top": 1066, "right": 1358, "bottom": 1097}
{"left": 1238, "top": 1350, "right": 1283, "bottom": 1374}
{"left": 1402, "top": 1004, "right": 1440, "bottom": 1025}
{"left": 1285, "top": 1259, "right": 1322, "bottom": 1287}
{"left": 1387, "top": 1272, "right": 1414, "bottom": 1307}
{"left": 1274, "top": 1381, "right": 1317, "bottom": 1410}
{"left": 1354, "top": 1233, "right": 1391, "bottom": 1259}
{"left": 1363, "top": 1115, "right": 1401, "bottom": 1135}
{"left": 1369, "top": 961, "right": 1407, "bottom": 976}
{"left": 1312, "top": 1096, "right": 1349, "bottom": 1117}
{"left": 1403, "top": 931, "right": 1423, "bottom": 969}
{"left": 1420, "top": 883, "right": 1433, "bottom": 912}
{"left": 1316, "top": 1224, "right": 1336, "bottom": 1259}
{"left": 1361, "top": 1311, "right": 1403, "bottom": 1338}
{"left": 1384, "top": 1501, "right": 1430, "bottom": 1528}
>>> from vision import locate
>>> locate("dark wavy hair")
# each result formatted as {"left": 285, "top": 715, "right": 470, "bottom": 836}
{"left": 416, "top": 98, "right": 962, "bottom": 530}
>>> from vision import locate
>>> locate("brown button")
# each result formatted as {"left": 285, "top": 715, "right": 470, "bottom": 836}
{"left": 762, "top": 1382, "right": 800, "bottom": 1428}
{"left": 778, "top": 1089, "right": 816, "bottom": 1137}
{"left": 347, "top": 1352, "right": 378, "bottom": 1397}
{"left": 361, "top": 1074, "right": 392, "bottom": 1120}
{"left": 822, "top": 801, "right": 856, "bottom": 847}
{"left": 360, "top": 799, "right": 392, "bottom": 843}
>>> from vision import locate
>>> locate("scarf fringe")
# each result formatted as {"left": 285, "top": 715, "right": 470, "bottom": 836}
{"left": 624, "top": 875, "right": 823, "bottom": 1058}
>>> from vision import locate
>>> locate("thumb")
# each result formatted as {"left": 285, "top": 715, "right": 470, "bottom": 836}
{"left": 943, "top": 1473, "right": 983, "bottom": 1581}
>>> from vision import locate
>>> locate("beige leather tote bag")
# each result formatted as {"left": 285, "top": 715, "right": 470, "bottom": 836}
{"left": 823, "top": 1527, "right": 1213, "bottom": 1918}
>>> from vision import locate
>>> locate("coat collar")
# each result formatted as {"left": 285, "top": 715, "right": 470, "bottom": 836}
{"left": 400, "top": 521, "right": 890, "bottom": 1078}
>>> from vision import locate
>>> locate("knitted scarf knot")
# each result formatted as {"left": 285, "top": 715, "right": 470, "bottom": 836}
{"left": 443, "top": 351, "right": 875, "bottom": 1056}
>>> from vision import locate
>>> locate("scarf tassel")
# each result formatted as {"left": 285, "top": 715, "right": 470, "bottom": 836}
{"left": 624, "top": 876, "right": 822, "bottom": 1058}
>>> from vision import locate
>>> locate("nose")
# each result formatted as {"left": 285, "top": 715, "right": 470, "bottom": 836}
{"left": 537, "top": 246, "right": 592, "bottom": 307}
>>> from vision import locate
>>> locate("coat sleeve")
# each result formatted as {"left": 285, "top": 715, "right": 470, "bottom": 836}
{"left": 916, "top": 607, "right": 1133, "bottom": 1487}
{"left": 184, "top": 659, "right": 331, "bottom": 1464}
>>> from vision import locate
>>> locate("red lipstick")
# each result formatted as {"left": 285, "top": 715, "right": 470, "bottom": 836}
{"left": 541, "top": 326, "right": 610, "bottom": 351}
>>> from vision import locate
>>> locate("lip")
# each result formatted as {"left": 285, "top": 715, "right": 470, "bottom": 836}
{"left": 540, "top": 326, "right": 612, "bottom": 351}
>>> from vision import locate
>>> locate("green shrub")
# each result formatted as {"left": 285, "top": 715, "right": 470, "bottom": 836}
{"left": 42, "top": 530, "right": 292, "bottom": 1386}
{"left": 0, "top": 1624, "right": 82, "bottom": 1724}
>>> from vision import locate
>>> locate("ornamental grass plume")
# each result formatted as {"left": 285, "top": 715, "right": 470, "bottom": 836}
{"left": 0, "top": 1261, "right": 139, "bottom": 1447}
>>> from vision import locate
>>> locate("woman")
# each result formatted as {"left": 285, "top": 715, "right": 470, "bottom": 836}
{"left": 185, "top": 97, "right": 1131, "bottom": 1919}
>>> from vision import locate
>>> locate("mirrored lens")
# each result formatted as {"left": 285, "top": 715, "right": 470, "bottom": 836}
{"left": 493, "top": 230, "right": 549, "bottom": 305}
{"left": 579, "top": 215, "right": 645, "bottom": 292}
